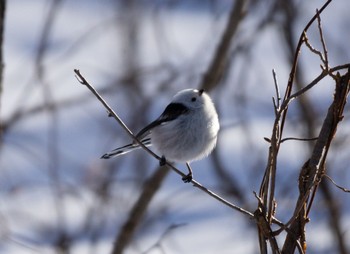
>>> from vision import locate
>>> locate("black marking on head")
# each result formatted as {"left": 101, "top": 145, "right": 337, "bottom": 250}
{"left": 199, "top": 89, "right": 204, "bottom": 95}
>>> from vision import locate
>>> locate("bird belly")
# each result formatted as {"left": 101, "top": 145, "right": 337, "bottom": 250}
{"left": 151, "top": 118, "right": 217, "bottom": 163}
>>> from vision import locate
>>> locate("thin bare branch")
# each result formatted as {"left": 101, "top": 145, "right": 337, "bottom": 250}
{"left": 303, "top": 32, "right": 325, "bottom": 63}
{"left": 272, "top": 69, "right": 281, "bottom": 115}
{"left": 280, "top": 137, "right": 318, "bottom": 143}
{"left": 287, "top": 64, "right": 350, "bottom": 103}
{"left": 324, "top": 174, "right": 350, "bottom": 193}
{"left": 279, "top": 0, "right": 332, "bottom": 140}
{"left": 73, "top": 69, "right": 254, "bottom": 218}
{"left": 316, "top": 9, "right": 329, "bottom": 70}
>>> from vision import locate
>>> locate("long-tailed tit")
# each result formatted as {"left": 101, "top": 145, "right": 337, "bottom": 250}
{"left": 101, "top": 89, "right": 220, "bottom": 182}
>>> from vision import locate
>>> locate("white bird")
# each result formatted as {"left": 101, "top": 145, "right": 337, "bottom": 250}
{"left": 101, "top": 89, "right": 220, "bottom": 182}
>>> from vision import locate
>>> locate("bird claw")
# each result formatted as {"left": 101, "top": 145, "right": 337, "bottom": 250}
{"left": 159, "top": 156, "right": 166, "bottom": 166}
{"left": 182, "top": 173, "right": 192, "bottom": 183}
{"left": 159, "top": 158, "right": 193, "bottom": 183}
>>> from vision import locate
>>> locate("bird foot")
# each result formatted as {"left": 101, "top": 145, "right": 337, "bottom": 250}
{"left": 182, "top": 173, "right": 193, "bottom": 183}
{"left": 159, "top": 156, "right": 166, "bottom": 166}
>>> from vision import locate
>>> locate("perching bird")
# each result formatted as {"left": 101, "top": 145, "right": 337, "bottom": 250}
{"left": 101, "top": 89, "right": 220, "bottom": 182}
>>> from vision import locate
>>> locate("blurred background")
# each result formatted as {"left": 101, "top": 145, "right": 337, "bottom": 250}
{"left": 0, "top": 0, "right": 349, "bottom": 253}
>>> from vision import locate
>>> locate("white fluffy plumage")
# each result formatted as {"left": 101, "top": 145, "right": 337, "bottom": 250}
{"left": 101, "top": 89, "right": 220, "bottom": 181}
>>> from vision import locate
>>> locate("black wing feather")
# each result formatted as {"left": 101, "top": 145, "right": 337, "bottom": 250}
{"left": 135, "top": 103, "right": 189, "bottom": 139}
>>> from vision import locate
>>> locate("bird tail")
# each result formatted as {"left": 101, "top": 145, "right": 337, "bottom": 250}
{"left": 101, "top": 138, "right": 152, "bottom": 159}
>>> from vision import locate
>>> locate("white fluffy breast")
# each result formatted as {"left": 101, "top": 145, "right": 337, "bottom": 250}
{"left": 151, "top": 97, "right": 219, "bottom": 163}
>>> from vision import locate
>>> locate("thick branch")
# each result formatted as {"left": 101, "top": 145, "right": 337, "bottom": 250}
{"left": 200, "top": 0, "right": 246, "bottom": 91}
{"left": 0, "top": 1, "right": 4, "bottom": 102}
{"left": 282, "top": 70, "right": 350, "bottom": 254}
{"left": 112, "top": 166, "right": 170, "bottom": 254}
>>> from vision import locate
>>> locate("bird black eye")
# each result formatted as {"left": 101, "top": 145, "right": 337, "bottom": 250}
{"left": 191, "top": 97, "right": 197, "bottom": 102}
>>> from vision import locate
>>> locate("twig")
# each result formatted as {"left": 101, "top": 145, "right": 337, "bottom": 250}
{"left": 74, "top": 70, "right": 187, "bottom": 179}
{"left": 74, "top": 70, "right": 192, "bottom": 178}
{"left": 74, "top": 70, "right": 146, "bottom": 154}
{"left": 279, "top": 0, "right": 332, "bottom": 141}
{"left": 287, "top": 69, "right": 327, "bottom": 103}
{"left": 73, "top": 69, "right": 254, "bottom": 218}
{"left": 303, "top": 32, "right": 325, "bottom": 63}
{"left": 324, "top": 174, "right": 350, "bottom": 193}
{"left": 280, "top": 137, "right": 318, "bottom": 143}
{"left": 253, "top": 192, "right": 281, "bottom": 254}
{"left": 286, "top": 64, "right": 350, "bottom": 104}
{"left": 316, "top": 9, "right": 329, "bottom": 71}
{"left": 192, "top": 178, "right": 254, "bottom": 217}
{"left": 296, "top": 240, "right": 306, "bottom": 254}
{"left": 272, "top": 69, "right": 281, "bottom": 115}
